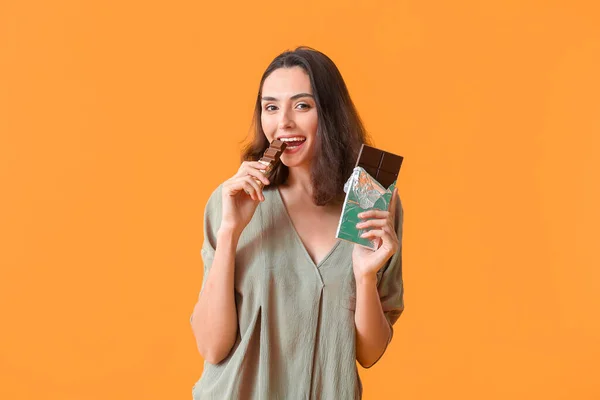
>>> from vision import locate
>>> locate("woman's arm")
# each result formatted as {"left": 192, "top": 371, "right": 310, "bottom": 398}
{"left": 191, "top": 162, "right": 270, "bottom": 364}
{"left": 352, "top": 188, "right": 403, "bottom": 368}
{"left": 191, "top": 226, "right": 241, "bottom": 364}
{"left": 354, "top": 274, "right": 391, "bottom": 368}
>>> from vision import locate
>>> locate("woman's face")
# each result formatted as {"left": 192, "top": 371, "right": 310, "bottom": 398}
{"left": 260, "top": 66, "right": 318, "bottom": 169}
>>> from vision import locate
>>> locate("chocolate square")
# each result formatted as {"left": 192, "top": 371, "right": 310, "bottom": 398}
{"left": 380, "top": 153, "right": 403, "bottom": 172}
{"left": 375, "top": 170, "right": 398, "bottom": 189}
{"left": 363, "top": 166, "right": 379, "bottom": 179}
{"left": 271, "top": 140, "right": 286, "bottom": 151}
{"left": 357, "top": 145, "right": 384, "bottom": 168}
{"left": 355, "top": 144, "right": 403, "bottom": 188}
{"left": 264, "top": 148, "right": 280, "bottom": 159}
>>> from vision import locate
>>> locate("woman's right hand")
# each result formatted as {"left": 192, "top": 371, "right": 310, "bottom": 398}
{"left": 220, "top": 161, "right": 270, "bottom": 235}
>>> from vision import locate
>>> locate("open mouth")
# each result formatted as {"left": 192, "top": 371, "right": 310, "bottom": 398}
{"left": 278, "top": 136, "right": 306, "bottom": 152}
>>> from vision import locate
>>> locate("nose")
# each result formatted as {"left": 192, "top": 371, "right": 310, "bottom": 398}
{"left": 278, "top": 108, "right": 295, "bottom": 130}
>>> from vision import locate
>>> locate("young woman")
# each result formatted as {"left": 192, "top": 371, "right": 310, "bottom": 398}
{"left": 191, "top": 47, "right": 404, "bottom": 399}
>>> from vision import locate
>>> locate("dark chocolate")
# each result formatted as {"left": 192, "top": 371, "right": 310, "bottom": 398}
{"left": 355, "top": 144, "right": 403, "bottom": 188}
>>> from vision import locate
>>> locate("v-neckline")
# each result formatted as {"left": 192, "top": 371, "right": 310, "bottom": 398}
{"left": 273, "top": 187, "right": 341, "bottom": 269}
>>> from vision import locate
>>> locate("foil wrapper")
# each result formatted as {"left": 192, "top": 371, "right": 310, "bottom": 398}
{"left": 336, "top": 166, "right": 397, "bottom": 250}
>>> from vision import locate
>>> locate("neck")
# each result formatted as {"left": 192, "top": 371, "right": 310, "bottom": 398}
{"left": 284, "top": 164, "right": 313, "bottom": 197}
{"left": 280, "top": 164, "right": 343, "bottom": 211}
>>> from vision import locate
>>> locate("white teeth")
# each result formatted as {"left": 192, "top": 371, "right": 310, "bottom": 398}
{"left": 278, "top": 137, "right": 306, "bottom": 142}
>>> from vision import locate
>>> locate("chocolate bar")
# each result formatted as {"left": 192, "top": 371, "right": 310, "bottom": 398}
{"left": 335, "top": 144, "right": 403, "bottom": 249}
{"left": 254, "top": 139, "right": 287, "bottom": 189}
{"left": 355, "top": 144, "right": 403, "bottom": 188}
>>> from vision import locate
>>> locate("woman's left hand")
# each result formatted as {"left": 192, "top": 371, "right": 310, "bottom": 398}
{"left": 352, "top": 188, "right": 400, "bottom": 282}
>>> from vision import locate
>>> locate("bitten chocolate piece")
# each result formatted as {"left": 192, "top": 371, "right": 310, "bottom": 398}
{"left": 254, "top": 139, "right": 287, "bottom": 189}
{"left": 356, "top": 144, "right": 403, "bottom": 188}
{"left": 270, "top": 140, "right": 286, "bottom": 152}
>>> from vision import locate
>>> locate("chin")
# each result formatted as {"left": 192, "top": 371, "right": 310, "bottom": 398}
{"left": 281, "top": 141, "right": 314, "bottom": 167}
{"left": 280, "top": 152, "right": 313, "bottom": 169}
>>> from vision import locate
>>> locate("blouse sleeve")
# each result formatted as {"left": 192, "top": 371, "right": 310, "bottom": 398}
{"left": 199, "top": 185, "right": 223, "bottom": 294}
{"left": 377, "top": 194, "right": 405, "bottom": 341}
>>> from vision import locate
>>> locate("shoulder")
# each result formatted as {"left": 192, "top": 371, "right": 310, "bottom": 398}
{"left": 203, "top": 184, "right": 223, "bottom": 232}
{"left": 205, "top": 184, "right": 223, "bottom": 211}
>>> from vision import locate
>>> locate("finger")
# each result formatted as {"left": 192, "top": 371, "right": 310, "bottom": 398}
{"left": 360, "top": 229, "right": 398, "bottom": 252}
{"left": 245, "top": 187, "right": 257, "bottom": 201}
{"left": 237, "top": 180, "right": 257, "bottom": 201}
{"left": 360, "top": 224, "right": 395, "bottom": 236}
{"left": 356, "top": 218, "right": 388, "bottom": 230}
{"left": 241, "top": 165, "right": 271, "bottom": 186}
{"left": 242, "top": 175, "right": 264, "bottom": 201}
{"left": 228, "top": 176, "right": 261, "bottom": 201}
{"left": 358, "top": 229, "right": 385, "bottom": 250}
{"left": 358, "top": 210, "right": 390, "bottom": 220}
{"left": 238, "top": 161, "right": 268, "bottom": 174}
{"left": 223, "top": 179, "right": 243, "bottom": 197}
{"left": 236, "top": 162, "right": 270, "bottom": 186}
{"left": 360, "top": 228, "right": 385, "bottom": 239}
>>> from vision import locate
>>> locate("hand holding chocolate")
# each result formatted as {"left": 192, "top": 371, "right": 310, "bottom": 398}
{"left": 335, "top": 144, "right": 404, "bottom": 249}
{"left": 253, "top": 139, "right": 287, "bottom": 189}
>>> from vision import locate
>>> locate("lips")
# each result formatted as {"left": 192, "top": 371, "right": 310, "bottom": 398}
{"left": 277, "top": 136, "right": 306, "bottom": 153}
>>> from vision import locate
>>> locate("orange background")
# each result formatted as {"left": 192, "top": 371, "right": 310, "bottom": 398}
{"left": 1, "top": 0, "right": 599, "bottom": 399}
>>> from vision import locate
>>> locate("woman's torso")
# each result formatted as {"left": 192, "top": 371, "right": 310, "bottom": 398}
{"left": 192, "top": 186, "right": 366, "bottom": 400}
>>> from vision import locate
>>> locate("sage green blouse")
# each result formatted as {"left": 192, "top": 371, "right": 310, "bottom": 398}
{"left": 192, "top": 184, "right": 404, "bottom": 399}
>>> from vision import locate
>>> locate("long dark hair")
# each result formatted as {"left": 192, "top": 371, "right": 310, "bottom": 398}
{"left": 242, "top": 46, "right": 370, "bottom": 206}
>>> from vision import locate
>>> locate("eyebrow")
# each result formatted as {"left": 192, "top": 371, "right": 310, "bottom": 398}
{"left": 261, "top": 93, "right": 314, "bottom": 102}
